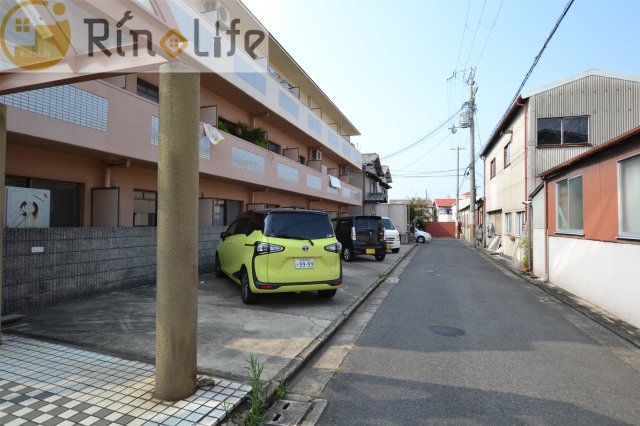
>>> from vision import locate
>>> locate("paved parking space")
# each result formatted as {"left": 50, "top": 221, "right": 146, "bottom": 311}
{"left": 6, "top": 248, "right": 409, "bottom": 383}
{"left": 0, "top": 335, "right": 249, "bottom": 426}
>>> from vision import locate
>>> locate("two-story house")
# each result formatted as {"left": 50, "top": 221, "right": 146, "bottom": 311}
{"left": 349, "top": 153, "right": 392, "bottom": 215}
{"left": 482, "top": 69, "right": 640, "bottom": 326}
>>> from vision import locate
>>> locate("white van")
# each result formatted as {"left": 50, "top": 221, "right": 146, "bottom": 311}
{"left": 381, "top": 217, "right": 401, "bottom": 253}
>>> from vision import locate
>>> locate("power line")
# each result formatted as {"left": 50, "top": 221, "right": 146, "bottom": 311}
{"left": 454, "top": 0, "right": 472, "bottom": 70}
{"left": 500, "top": 0, "right": 576, "bottom": 126}
{"left": 382, "top": 106, "right": 463, "bottom": 160}
{"left": 473, "top": 0, "right": 504, "bottom": 66}
{"left": 400, "top": 132, "right": 452, "bottom": 171}
{"left": 463, "top": 0, "right": 488, "bottom": 69}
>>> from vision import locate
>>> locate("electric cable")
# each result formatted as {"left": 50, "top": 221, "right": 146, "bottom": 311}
{"left": 382, "top": 106, "right": 464, "bottom": 160}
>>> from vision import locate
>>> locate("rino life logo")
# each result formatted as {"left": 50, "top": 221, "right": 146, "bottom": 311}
{"left": 84, "top": 12, "right": 266, "bottom": 59}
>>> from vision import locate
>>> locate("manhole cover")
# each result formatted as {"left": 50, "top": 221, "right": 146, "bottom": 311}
{"left": 264, "top": 400, "right": 311, "bottom": 426}
{"left": 429, "top": 326, "right": 465, "bottom": 337}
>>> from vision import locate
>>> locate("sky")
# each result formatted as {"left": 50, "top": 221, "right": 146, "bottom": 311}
{"left": 241, "top": 0, "right": 640, "bottom": 201}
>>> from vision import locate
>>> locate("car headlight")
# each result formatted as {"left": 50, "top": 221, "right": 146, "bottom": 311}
{"left": 324, "top": 242, "right": 342, "bottom": 253}
{"left": 256, "top": 242, "right": 285, "bottom": 255}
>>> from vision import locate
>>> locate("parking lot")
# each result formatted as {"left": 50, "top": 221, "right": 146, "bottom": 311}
{"left": 7, "top": 247, "right": 414, "bottom": 382}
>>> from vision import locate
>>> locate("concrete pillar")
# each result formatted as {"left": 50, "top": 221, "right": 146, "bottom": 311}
{"left": 0, "top": 105, "right": 5, "bottom": 345}
{"left": 154, "top": 65, "right": 200, "bottom": 401}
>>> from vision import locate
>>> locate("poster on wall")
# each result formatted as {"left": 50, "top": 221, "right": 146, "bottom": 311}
{"left": 5, "top": 187, "right": 51, "bottom": 228}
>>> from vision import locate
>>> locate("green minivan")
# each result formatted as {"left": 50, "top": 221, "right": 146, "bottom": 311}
{"left": 215, "top": 209, "right": 342, "bottom": 304}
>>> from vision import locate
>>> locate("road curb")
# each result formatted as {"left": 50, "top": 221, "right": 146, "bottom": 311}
{"left": 260, "top": 243, "right": 420, "bottom": 403}
{"left": 467, "top": 242, "right": 640, "bottom": 350}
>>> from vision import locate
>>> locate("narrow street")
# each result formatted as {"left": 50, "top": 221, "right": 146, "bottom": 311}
{"left": 315, "top": 240, "right": 640, "bottom": 425}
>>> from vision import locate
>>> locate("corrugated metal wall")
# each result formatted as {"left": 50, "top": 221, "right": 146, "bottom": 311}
{"left": 531, "top": 75, "right": 640, "bottom": 187}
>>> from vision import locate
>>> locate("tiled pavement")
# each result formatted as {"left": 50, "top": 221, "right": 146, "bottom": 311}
{"left": 0, "top": 335, "right": 249, "bottom": 426}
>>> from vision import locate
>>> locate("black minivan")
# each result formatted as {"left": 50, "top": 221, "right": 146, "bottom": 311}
{"left": 331, "top": 216, "right": 387, "bottom": 262}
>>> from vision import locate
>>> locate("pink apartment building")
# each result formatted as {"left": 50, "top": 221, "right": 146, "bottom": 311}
{"left": 0, "top": 1, "right": 364, "bottom": 314}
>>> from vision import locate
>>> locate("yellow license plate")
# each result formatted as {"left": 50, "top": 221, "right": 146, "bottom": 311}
{"left": 366, "top": 248, "right": 375, "bottom": 255}
{"left": 386, "top": 244, "right": 392, "bottom": 250}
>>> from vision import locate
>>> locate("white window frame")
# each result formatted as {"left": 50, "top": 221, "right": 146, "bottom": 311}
{"left": 556, "top": 174, "right": 584, "bottom": 235}
{"left": 618, "top": 153, "right": 640, "bottom": 240}
{"left": 504, "top": 212, "right": 512, "bottom": 235}
{"left": 515, "top": 212, "right": 523, "bottom": 237}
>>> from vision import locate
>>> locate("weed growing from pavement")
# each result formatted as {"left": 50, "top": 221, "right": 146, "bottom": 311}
{"left": 245, "top": 354, "right": 266, "bottom": 426}
{"left": 274, "top": 374, "right": 288, "bottom": 399}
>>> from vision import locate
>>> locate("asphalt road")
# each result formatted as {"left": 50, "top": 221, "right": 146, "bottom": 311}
{"left": 317, "top": 239, "right": 640, "bottom": 425}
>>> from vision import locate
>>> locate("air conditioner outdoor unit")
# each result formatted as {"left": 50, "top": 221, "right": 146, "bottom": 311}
{"left": 310, "top": 149, "right": 322, "bottom": 161}
{"left": 339, "top": 165, "right": 350, "bottom": 176}
{"left": 201, "top": 0, "right": 232, "bottom": 29}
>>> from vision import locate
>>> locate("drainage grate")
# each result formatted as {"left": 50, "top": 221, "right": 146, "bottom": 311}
{"left": 264, "top": 400, "right": 311, "bottom": 426}
{"left": 429, "top": 326, "right": 465, "bottom": 337}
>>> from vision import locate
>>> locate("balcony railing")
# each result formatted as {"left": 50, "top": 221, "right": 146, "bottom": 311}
{"left": 3, "top": 79, "right": 363, "bottom": 207}
{"left": 365, "top": 192, "right": 389, "bottom": 203}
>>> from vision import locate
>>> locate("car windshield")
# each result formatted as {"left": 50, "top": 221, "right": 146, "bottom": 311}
{"left": 355, "top": 218, "right": 381, "bottom": 231}
{"left": 382, "top": 218, "right": 396, "bottom": 231}
{"left": 264, "top": 212, "right": 335, "bottom": 240}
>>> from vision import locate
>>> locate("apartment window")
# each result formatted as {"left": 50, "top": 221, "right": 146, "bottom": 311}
{"left": 538, "top": 116, "right": 589, "bottom": 146}
{"left": 7, "top": 176, "right": 81, "bottom": 227}
{"left": 133, "top": 190, "right": 157, "bottom": 226}
{"left": 515, "top": 212, "right": 524, "bottom": 237}
{"left": 504, "top": 212, "right": 512, "bottom": 234}
{"left": 214, "top": 199, "right": 244, "bottom": 226}
{"left": 268, "top": 141, "right": 281, "bottom": 155}
{"left": 490, "top": 158, "right": 497, "bottom": 179}
{"left": 556, "top": 175, "right": 584, "bottom": 234}
{"left": 137, "top": 80, "right": 159, "bottom": 103}
{"left": 619, "top": 154, "right": 640, "bottom": 238}
{"left": 504, "top": 143, "right": 511, "bottom": 167}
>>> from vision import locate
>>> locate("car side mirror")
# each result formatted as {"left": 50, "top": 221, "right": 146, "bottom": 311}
{"left": 220, "top": 231, "right": 228, "bottom": 241}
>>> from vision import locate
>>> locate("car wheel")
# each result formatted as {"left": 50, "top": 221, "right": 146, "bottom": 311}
{"left": 318, "top": 289, "right": 337, "bottom": 299}
{"left": 375, "top": 253, "right": 385, "bottom": 262}
{"left": 214, "top": 253, "right": 224, "bottom": 278}
{"left": 240, "top": 268, "right": 258, "bottom": 305}
{"left": 417, "top": 236, "right": 425, "bottom": 244}
{"left": 392, "top": 249, "right": 400, "bottom": 254}
{"left": 342, "top": 246, "right": 353, "bottom": 262}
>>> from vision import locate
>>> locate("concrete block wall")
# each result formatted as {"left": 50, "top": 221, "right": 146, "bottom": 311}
{"left": 2, "top": 226, "right": 224, "bottom": 315}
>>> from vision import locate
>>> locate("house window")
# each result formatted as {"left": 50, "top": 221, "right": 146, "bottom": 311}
{"left": 504, "top": 212, "right": 512, "bottom": 234}
{"left": 490, "top": 158, "right": 497, "bottom": 179}
{"left": 515, "top": 212, "right": 524, "bottom": 237}
{"left": 7, "top": 176, "right": 81, "bottom": 227}
{"left": 504, "top": 143, "right": 511, "bottom": 167}
{"left": 133, "top": 190, "right": 157, "bottom": 226}
{"left": 137, "top": 80, "right": 159, "bottom": 103}
{"left": 214, "top": 199, "right": 244, "bottom": 226}
{"left": 619, "top": 154, "right": 640, "bottom": 238}
{"left": 538, "top": 116, "right": 589, "bottom": 146}
{"left": 556, "top": 175, "right": 584, "bottom": 234}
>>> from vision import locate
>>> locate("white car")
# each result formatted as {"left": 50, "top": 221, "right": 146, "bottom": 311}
{"left": 381, "top": 217, "right": 401, "bottom": 253}
{"left": 414, "top": 229, "right": 432, "bottom": 243}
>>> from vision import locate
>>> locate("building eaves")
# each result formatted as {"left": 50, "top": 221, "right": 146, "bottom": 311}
{"left": 539, "top": 125, "right": 640, "bottom": 180}
{"left": 482, "top": 69, "right": 640, "bottom": 159}
{"left": 481, "top": 96, "right": 525, "bottom": 158}
{"left": 521, "top": 69, "right": 640, "bottom": 99}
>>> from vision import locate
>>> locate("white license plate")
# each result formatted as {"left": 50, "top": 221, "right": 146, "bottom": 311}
{"left": 295, "top": 258, "right": 315, "bottom": 269}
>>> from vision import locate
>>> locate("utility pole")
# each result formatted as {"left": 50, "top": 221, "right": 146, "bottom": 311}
{"left": 468, "top": 69, "right": 477, "bottom": 248}
{"left": 451, "top": 146, "right": 465, "bottom": 239}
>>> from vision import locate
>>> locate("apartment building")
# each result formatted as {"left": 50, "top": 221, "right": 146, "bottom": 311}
{"left": 0, "top": 0, "right": 364, "bottom": 313}
{"left": 481, "top": 70, "right": 640, "bottom": 273}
